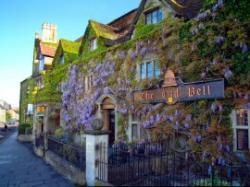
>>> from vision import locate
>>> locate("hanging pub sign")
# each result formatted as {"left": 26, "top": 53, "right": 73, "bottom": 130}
{"left": 133, "top": 70, "right": 225, "bottom": 104}
{"left": 36, "top": 106, "right": 46, "bottom": 113}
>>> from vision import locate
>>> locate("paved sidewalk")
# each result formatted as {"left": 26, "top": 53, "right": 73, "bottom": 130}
{"left": 0, "top": 132, "right": 76, "bottom": 187}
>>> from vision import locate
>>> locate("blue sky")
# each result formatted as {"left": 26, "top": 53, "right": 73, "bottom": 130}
{"left": 0, "top": 0, "right": 141, "bottom": 108}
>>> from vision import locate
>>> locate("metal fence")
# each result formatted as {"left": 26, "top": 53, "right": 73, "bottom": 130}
{"left": 47, "top": 136, "right": 86, "bottom": 170}
{"left": 96, "top": 140, "right": 250, "bottom": 186}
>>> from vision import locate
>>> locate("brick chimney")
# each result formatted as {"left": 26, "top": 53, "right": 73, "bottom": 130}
{"left": 41, "top": 23, "right": 57, "bottom": 43}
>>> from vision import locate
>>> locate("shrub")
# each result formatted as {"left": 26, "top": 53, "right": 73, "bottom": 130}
{"left": 18, "top": 123, "right": 32, "bottom": 135}
{"left": 193, "top": 176, "right": 241, "bottom": 186}
{"left": 25, "top": 127, "right": 32, "bottom": 135}
{"left": 55, "top": 127, "right": 64, "bottom": 139}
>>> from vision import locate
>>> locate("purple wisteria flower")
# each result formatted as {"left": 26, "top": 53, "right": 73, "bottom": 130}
{"left": 185, "top": 114, "right": 192, "bottom": 122}
{"left": 118, "top": 51, "right": 126, "bottom": 60}
{"left": 192, "top": 134, "right": 202, "bottom": 143}
{"left": 211, "top": 103, "right": 218, "bottom": 113}
{"left": 139, "top": 47, "right": 148, "bottom": 56}
{"left": 241, "top": 43, "right": 248, "bottom": 53}
{"left": 217, "top": 156, "right": 226, "bottom": 166}
{"left": 142, "top": 113, "right": 162, "bottom": 128}
{"left": 130, "top": 51, "right": 138, "bottom": 60}
{"left": 223, "top": 66, "right": 233, "bottom": 80}
{"left": 195, "top": 10, "right": 210, "bottom": 21}
{"left": 184, "top": 123, "right": 190, "bottom": 129}
{"left": 212, "top": 0, "right": 224, "bottom": 12}
{"left": 215, "top": 35, "right": 225, "bottom": 45}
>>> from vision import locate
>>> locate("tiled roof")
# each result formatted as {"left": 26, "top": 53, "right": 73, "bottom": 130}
{"left": 164, "top": 0, "right": 203, "bottom": 18}
{"left": 40, "top": 42, "right": 57, "bottom": 57}
{"left": 75, "top": 9, "right": 138, "bottom": 42}
{"left": 108, "top": 9, "right": 138, "bottom": 34}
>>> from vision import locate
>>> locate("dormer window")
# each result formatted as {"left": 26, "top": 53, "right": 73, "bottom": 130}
{"left": 60, "top": 54, "right": 65, "bottom": 64}
{"left": 145, "top": 8, "right": 163, "bottom": 25}
{"left": 90, "top": 38, "right": 97, "bottom": 51}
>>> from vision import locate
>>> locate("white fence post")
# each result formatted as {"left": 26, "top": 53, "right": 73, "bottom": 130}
{"left": 85, "top": 131, "right": 109, "bottom": 186}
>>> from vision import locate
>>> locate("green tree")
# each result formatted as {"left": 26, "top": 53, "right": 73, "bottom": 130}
{"left": 6, "top": 111, "right": 12, "bottom": 122}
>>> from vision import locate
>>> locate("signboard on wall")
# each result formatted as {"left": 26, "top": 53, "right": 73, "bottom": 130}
{"left": 36, "top": 106, "right": 45, "bottom": 113}
{"left": 133, "top": 70, "right": 225, "bottom": 104}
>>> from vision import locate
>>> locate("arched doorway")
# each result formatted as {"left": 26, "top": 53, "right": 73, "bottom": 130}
{"left": 101, "top": 97, "right": 116, "bottom": 146}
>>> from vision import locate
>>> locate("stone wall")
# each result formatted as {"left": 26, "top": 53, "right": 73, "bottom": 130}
{"left": 45, "top": 150, "right": 86, "bottom": 186}
{"left": 17, "top": 134, "right": 32, "bottom": 142}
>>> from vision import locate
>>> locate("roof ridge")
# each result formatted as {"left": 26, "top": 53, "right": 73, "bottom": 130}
{"left": 89, "top": 20, "right": 118, "bottom": 31}
{"left": 108, "top": 8, "right": 138, "bottom": 26}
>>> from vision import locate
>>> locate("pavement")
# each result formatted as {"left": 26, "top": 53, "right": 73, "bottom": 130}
{"left": 0, "top": 128, "right": 16, "bottom": 144}
{"left": 0, "top": 132, "right": 77, "bottom": 187}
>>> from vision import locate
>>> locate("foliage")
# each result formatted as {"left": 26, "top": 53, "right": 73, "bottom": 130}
{"left": 18, "top": 123, "right": 32, "bottom": 135}
{"left": 6, "top": 111, "right": 12, "bottom": 122}
{"left": 63, "top": 143, "right": 77, "bottom": 163}
{"left": 21, "top": 0, "right": 250, "bottom": 165}
{"left": 193, "top": 176, "right": 240, "bottom": 186}
{"left": 55, "top": 127, "right": 64, "bottom": 139}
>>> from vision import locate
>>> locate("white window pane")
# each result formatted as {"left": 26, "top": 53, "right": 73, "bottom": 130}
{"left": 93, "top": 39, "right": 97, "bottom": 49}
{"left": 60, "top": 55, "right": 64, "bottom": 64}
{"left": 90, "top": 38, "right": 97, "bottom": 50}
{"left": 237, "top": 129, "right": 249, "bottom": 150}
{"left": 85, "top": 76, "right": 88, "bottom": 91}
{"left": 157, "top": 9, "right": 163, "bottom": 22}
{"left": 39, "top": 57, "right": 45, "bottom": 72}
{"left": 152, "top": 11, "right": 158, "bottom": 24}
{"left": 236, "top": 109, "right": 248, "bottom": 126}
{"left": 140, "top": 63, "right": 146, "bottom": 80}
{"left": 147, "top": 62, "right": 153, "bottom": 79}
{"left": 132, "top": 123, "right": 138, "bottom": 141}
{"left": 154, "top": 62, "right": 160, "bottom": 78}
{"left": 146, "top": 13, "right": 152, "bottom": 24}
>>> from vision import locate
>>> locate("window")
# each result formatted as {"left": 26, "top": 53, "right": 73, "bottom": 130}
{"left": 132, "top": 123, "right": 139, "bottom": 142}
{"left": 155, "top": 63, "right": 161, "bottom": 78}
{"left": 90, "top": 38, "right": 97, "bottom": 51}
{"left": 232, "top": 109, "right": 250, "bottom": 151}
{"left": 145, "top": 8, "right": 163, "bottom": 24}
{"left": 139, "top": 60, "right": 161, "bottom": 80}
{"left": 88, "top": 75, "right": 93, "bottom": 90}
{"left": 39, "top": 56, "right": 45, "bottom": 72}
{"left": 60, "top": 55, "right": 65, "bottom": 65}
{"left": 236, "top": 109, "right": 248, "bottom": 126}
{"left": 146, "top": 62, "right": 153, "bottom": 79}
{"left": 237, "top": 129, "right": 249, "bottom": 150}
{"left": 27, "top": 104, "right": 34, "bottom": 115}
{"left": 140, "top": 63, "right": 146, "bottom": 80}
{"left": 85, "top": 75, "right": 93, "bottom": 91}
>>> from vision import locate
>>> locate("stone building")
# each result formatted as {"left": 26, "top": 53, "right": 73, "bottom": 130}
{"left": 20, "top": 0, "right": 250, "bottom": 164}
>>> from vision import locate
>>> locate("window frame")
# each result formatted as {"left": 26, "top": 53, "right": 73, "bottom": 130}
{"left": 145, "top": 8, "right": 163, "bottom": 25}
{"left": 129, "top": 113, "right": 142, "bottom": 142}
{"left": 85, "top": 75, "right": 94, "bottom": 92}
{"left": 90, "top": 38, "right": 97, "bottom": 51}
{"left": 39, "top": 55, "right": 45, "bottom": 72}
{"left": 232, "top": 109, "right": 250, "bottom": 151}
{"left": 139, "top": 59, "right": 161, "bottom": 80}
{"left": 60, "top": 54, "right": 65, "bottom": 65}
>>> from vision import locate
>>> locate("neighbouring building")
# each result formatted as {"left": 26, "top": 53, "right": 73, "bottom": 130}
{"left": 8, "top": 109, "right": 19, "bottom": 121}
{"left": 0, "top": 108, "right": 6, "bottom": 128}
